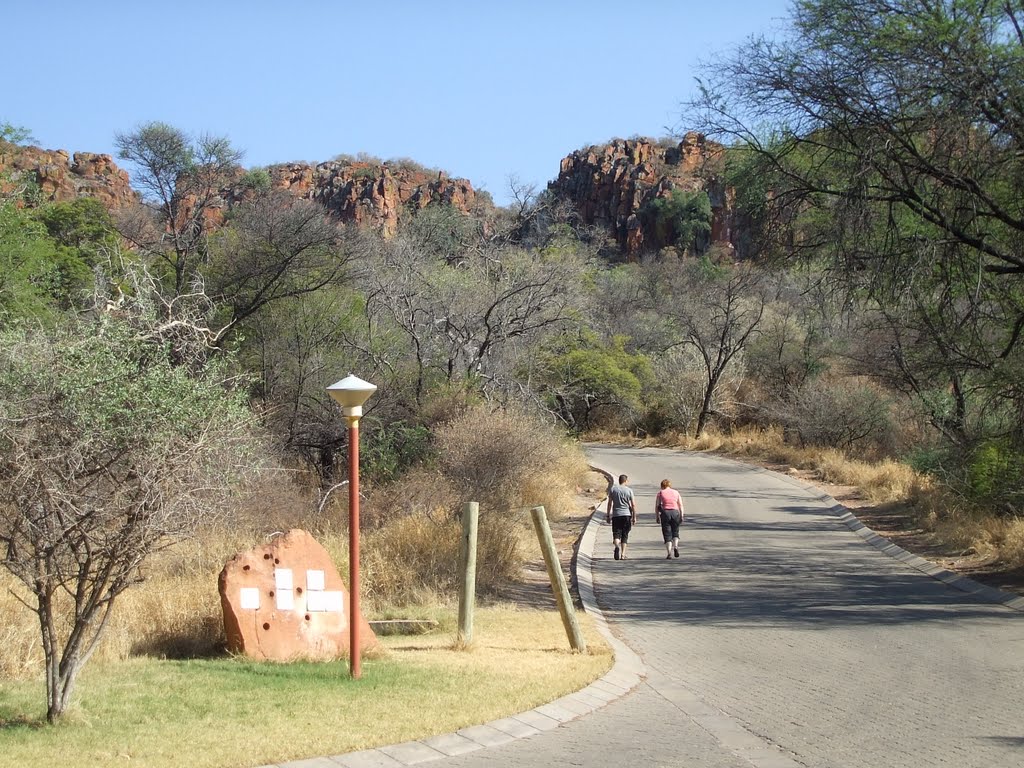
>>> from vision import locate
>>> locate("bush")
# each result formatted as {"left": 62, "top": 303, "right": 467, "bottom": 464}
{"left": 777, "top": 378, "right": 894, "bottom": 452}
{"left": 966, "top": 439, "right": 1024, "bottom": 510}
{"left": 238, "top": 167, "right": 272, "bottom": 193}
{"left": 434, "top": 404, "right": 585, "bottom": 517}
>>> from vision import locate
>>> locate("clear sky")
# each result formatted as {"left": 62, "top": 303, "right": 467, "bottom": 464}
{"left": 6, "top": 1, "right": 791, "bottom": 206}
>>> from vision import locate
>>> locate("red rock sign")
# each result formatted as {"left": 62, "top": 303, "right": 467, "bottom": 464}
{"left": 218, "top": 529, "right": 377, "bottom": 661}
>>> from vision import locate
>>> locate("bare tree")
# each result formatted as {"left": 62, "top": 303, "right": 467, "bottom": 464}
{"left": 0, "top": 306, "right": 261, "bottom": 721}
{"left": 361, "top": 232, "right": 589, "bottom": 404}
{"left": 205, "top": 191, "right": 352, "bottom": 345}
{"left": 657, "top": 255, "right": 768, "bottom": 436}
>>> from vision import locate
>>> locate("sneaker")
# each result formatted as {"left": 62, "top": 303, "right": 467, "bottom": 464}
{"left": 613, "top": 546, "right": 620, "bottom": 560}
{"left": 674, "top": 547, "right": 680, "bottom": 558}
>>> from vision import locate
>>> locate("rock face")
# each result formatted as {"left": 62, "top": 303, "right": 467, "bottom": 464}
{"left": 0, "top": 144, "right": 137, "bottom": 208}
{"left": 225, "top": 160, "right": 479, "bottom": 238}
{"left": 3, "top": 143, "right": 478, "bottom": 240}
{"left": 548, "top": 131, "right": 737, "bottom": 258}
{"left": 218, "top": 529, "right": 377, "bottom": 662}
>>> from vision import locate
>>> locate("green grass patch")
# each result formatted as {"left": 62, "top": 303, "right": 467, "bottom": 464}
{"left": 0, "top": 606, "right": 611, "bottom": 768}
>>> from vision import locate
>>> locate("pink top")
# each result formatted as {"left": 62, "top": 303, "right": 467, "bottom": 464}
{"left": 656, "top": 488, "right": 684, "bottom": 514}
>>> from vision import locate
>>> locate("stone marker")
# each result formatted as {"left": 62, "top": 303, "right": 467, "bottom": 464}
{"left": 219, "top": 528, "right": 377, "bottom": 661}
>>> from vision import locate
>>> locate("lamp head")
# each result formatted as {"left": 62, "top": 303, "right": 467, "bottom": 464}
{"left": 327, "top": 374, "right": 377, "bottom": 418}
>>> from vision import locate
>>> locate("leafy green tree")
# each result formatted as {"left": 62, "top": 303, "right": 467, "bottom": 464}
{"left": 27, "top": 198, "right": 120, "bottom": 309}
{"left": 0, "top": 121, "right": 33, "bottom": 146}
{"left": 0, "top": 196, "right": 101, "bottom": 321}
{"left": 0, "top": 311, "right": 262, "bottom": 722}
{"left": 114, "top": 121, "right": 243, "bottom": 297}
{"left": 33, "top": 197, "right": 118, "bottom": 255}
{"left": 688, "top": 0, "right": 1024, "bottom": 452}
{"left": 646, "top": 188, "right": 712, "bottom": 254}
{"left": 534, "top": 332, "right": 652, "bottom": 431}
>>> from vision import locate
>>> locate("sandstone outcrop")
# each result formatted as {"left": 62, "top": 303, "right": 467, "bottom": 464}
{"left": 0, "top": 144, "right": 137, "bottom": 208}
{"left": 548, "top": 132, "right": 737, "bottom": 258}
{"left": 224, "top": 160, "right": 479, "bottom": 238}
{"left": 3, "top": 142, "right": 478, "bottom": 240}
{"left": 218, "top": 529, "right": 377, "bottom": 662}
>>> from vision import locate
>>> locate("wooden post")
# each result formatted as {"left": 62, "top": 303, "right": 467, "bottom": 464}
{"left": 457, "top": 501, "right": 479, "bottom": 645}
{"left": 530, "top": 505, "right": 586, "bottom": 652}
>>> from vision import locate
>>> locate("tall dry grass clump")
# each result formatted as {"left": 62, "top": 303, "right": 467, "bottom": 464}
{"left": 365, "top": 404, "right": 588, "bottom": 602}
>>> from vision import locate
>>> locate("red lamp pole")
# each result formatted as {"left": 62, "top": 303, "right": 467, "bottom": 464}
{"left": 347, "top": 414, "right": 361, "bottom": 679}
{"left": 326, "top": 374, "right": 376, "bottom": 681}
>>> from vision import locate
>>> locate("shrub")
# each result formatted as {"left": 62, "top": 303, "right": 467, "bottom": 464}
{"left": 966, "top": 439, "right": 1024, "bottom": 510}
{"left": 238, "top": 167, "right": 272, "bottom": 193}
{"left": 778, "top": 378, "right": 894, "bottom": 452}
{"left": 434, "top": 404, "right": 585, "bottom": 517}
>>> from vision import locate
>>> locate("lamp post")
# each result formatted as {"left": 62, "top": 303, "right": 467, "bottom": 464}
{"left": 327, "top": 373, "right": 376, "bottom": 679}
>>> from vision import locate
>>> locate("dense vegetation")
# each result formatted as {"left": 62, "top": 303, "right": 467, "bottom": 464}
{"left": 2, "top": 0, "right": 1023, "bottom": 720}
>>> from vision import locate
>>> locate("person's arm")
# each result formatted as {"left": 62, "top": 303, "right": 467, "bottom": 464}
{"left": 654, "top": 493, "right": 661, "bottom": 523}
{"left": 630, "top": 496, "right": 637, "bottom": 524}
{"left": 606, "top": 494, "right": 612, "bottom": 522}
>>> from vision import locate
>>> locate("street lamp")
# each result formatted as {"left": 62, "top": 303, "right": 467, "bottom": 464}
{"left": 327, "top": 373, "right": 377, "bottom": 679}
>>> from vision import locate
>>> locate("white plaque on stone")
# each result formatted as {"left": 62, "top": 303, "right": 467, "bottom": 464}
{"left": 324, "top": 591, "right": 344, "bottom": 612}
{"left": 306, "top": 590, "right": 327, "bottom": 612}
{"left": 276, "top": 588, "right": 294, "bottom": 611}
{"left": 306, "top": 569, "right": 325, "bottom": 591}
{"left": 240, "top": 587, "right": 260, "bottom": 610}
{"left": 274, "top": 568, "right": 293, "bottom": 590}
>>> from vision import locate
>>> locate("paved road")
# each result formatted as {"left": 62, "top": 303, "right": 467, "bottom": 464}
{"left": 272, "top": 446, "right": 1024, "bottom": 768}
{"left": 583, "top": 446, "right": 1024, "bottom": 768}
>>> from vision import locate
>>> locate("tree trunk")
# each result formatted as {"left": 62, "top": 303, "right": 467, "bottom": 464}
{"left": 694, "top": 373, "right": 720, "bottom": 438}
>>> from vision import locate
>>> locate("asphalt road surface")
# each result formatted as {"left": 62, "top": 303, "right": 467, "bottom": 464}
{"left": 433, "top": 444, "right": 1024, "bottom": 768}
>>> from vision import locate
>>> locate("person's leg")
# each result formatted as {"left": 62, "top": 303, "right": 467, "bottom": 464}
{"left": 661, "top": 516, "right": 673, "bottom": 558}
{"left": 619, "top": 520, "right": 631, "bottom": 559}
{"left": 671, "top": 513, "right": 681, "bottom": 556}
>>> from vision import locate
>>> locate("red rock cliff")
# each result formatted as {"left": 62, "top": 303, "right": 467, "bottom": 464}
{"left": 548, "top": 132, "right": 736, "bottom": 258}
{"left": 225, "top": 160, "right": 479, "bottom": 237}
{"left": 3, "top": 144, "right": 478, "bottom": 239}
{"left": 0, "top": 144, "right": 137, "bottom": 208}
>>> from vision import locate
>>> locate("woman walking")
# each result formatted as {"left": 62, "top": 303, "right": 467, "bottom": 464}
{"left": 655, "top": 479, "right": 684, "bottom": 559}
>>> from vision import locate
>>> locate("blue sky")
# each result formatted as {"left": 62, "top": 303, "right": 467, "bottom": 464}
{"left": 6, "top": 1, "right": 791, "bottom": 206}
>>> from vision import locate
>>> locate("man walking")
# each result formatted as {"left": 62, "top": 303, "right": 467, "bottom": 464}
{"left": 606, "top": 474, "right": 637, "bottom": 560}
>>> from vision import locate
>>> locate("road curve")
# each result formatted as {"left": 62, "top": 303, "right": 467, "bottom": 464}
{"left": 266, "top": 445, "right": 1024, "bottom": 768}
{"left": 584, "top": 445, "right": 1024, "bottom": 768}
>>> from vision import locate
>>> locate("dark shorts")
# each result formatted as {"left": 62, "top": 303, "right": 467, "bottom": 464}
{"left": 611, "top": 515, "right": 633, "bottom": 542}
{"left": 659, "top": 509, "right": 682, "bottom": 541}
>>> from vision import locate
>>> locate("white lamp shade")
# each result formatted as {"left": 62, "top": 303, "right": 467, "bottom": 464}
{"left": 327, "top": 374, "right": 377, "bottom": 411}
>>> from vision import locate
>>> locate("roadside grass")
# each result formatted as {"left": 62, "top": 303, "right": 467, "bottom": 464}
{"left": 0, "top": 605, "right": 612, "bottom": 768}
{"left": 586, "top": 425, "right": 1024, "bottom": 569}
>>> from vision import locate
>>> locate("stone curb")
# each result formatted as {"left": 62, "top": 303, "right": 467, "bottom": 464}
{"left": 736, "top": 456, "right": 1024, "bottom": 614}
{"left": 258, "top": 468, "right": 645, "bottom": 768}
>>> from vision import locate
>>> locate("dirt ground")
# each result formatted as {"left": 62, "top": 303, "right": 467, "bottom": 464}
{"left": 495, "top": 471, "right": 609, "bottom": 610}
{"left": 502, "top": 464, "right": 1024, "bottom": 609}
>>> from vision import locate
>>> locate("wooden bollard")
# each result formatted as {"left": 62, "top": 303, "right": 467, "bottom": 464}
{"left": 457, "top": 501, "right": 479, "bottom": 645}
{"left": 530, "top": 505, "right": 586, "bottom": 652}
